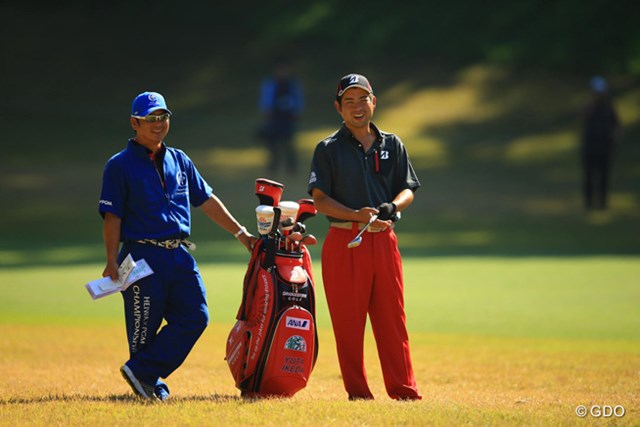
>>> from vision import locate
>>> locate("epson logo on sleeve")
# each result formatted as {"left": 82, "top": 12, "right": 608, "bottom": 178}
{"left": 286, "top": 316, "right": 310, "bottom": 330}
{"left": 99, "top": 200, "right": 113, "bottom": 206}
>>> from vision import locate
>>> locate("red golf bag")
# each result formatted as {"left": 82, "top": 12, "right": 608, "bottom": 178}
{"left": 225, "top": 234, "right": 318, "bottom": 397}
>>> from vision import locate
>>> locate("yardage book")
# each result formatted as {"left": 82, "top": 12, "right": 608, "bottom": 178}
{"left": 85, "top": 253, "right": 154, "bottom": 300}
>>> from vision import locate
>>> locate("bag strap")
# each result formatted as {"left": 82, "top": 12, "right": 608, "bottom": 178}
{"left": 237, "top": 238, "right": 265, "bottom": 320}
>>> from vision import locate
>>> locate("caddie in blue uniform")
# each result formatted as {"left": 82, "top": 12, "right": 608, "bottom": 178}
{"left": 99, "top": 91, "right": 257, "bottom": 401}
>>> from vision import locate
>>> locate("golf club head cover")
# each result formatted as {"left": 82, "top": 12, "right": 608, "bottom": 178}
{"left": 255, "top": 178, "right": 285, "bottom": 206}
{"left": 296, "top": 199, "right": 317, "bottom": 223}
{"left": 376, "top": 202, "right": 397, "bottom": 221}
{"left": 292, "top": 222, "right": 306, "bottom": 234}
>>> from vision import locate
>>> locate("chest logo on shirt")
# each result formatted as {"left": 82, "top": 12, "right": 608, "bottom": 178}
{"left": 380, "top": 150, "right": 389, "bottom": 160}
{"left": 176, "top": 171, "right": 188, "bottom": 187}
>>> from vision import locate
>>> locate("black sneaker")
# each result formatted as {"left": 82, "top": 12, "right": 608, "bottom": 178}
{"left": 120, "top": 365, "right": 158, "bottom": 400}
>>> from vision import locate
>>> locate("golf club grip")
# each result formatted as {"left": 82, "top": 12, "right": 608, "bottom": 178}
{"left": 264, "top": 208, "right": 282, "bottom": 269}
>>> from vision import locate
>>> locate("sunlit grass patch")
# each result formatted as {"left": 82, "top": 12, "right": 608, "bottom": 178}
{"left": 379, "top": 65, "right": 505, "bottom": 131}
{"left": 616, "top": 86, "right": 640, "bottom": 127}
{"left": 190, "top": 147, "right": 267, "bottom": 174}
{"left": 504, "top": 131, "right": 577, "bottom": 164}
{"left": 0, "top": 324, "right": 638, "bottom": 426}
{"left": 403, "top": 136, "right": 449, "bottom": 169}
{"left": 520, "top": 196, "right": 582, "bottom": 215}
{"left": 297, "top": 127, "right": 338, "bottom": 152}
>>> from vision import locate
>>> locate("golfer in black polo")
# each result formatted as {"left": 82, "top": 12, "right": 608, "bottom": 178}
{"left": 308, "top": 74, "right": 422, "bottom": 401}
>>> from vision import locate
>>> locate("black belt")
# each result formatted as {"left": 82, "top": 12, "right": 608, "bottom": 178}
{"left": 135, "top": 238, "right": 196, "bottom": 251}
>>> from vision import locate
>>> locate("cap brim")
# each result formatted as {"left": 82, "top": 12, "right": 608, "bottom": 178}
{"left": 133, "top": 107, "right": 172, "bottom": 117}
{"left": 147, "top": 107, "right": 172, "bottom": 115}
{"left": 337, "top": 85, "right": 372, "bottom": 97}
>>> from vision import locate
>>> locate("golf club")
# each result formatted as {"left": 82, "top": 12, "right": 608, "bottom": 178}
{"left": 264, "top": 207, "right": 281, "bottom": 270}
{"left": 280, "top": 217, "right": 295, "bottom": 229}
{"left": 286, "top": 231, "right": 304, "bottom": 252}
{"left": 292, "top": 222, "right": 306, "bottom": 234}
{"left": 347, "top": 215, "right": 378, "bottom": 249}
{"left": 300, "top": 234, "right": 317, "bottom": 246}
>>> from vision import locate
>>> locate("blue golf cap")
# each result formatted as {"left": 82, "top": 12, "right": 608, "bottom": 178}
{"left": 131, "top": 91, "right": 172, "bottom": 116}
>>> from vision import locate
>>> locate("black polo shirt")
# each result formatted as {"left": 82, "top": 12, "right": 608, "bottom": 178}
{"left": 308, "top": 123, "right": 420, "bottom": 222}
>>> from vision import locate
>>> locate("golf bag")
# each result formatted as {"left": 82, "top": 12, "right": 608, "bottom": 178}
{"left": 225, "top": 234, "right": 318, "bottom": 397}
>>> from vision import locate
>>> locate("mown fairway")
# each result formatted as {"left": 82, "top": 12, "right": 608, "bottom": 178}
{"left": 1, "top": 257, "right": 638, "bottom": 426}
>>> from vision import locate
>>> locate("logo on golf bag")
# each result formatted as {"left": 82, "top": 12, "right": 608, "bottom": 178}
{"left": 285, "top": 316, "right": 310, "bottom": 330}
{"left": 283, "top": 291, "right": 307, "bottom": 302}
{"left": 284, "top": 335, "right": 307, "bottom": 352}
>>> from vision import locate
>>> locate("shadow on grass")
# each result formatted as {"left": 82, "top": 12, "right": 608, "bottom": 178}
{"left": 1, "top": 209, "right": 639, "bottom": 270}
{"left": 0, "top": 393, "right": 242, "bottom": 405}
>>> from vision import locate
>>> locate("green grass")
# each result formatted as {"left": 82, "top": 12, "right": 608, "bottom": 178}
{"left": 1, "top": 257, "right": 639, "bottom": 425}
{"left": 405, "top": 257, "right": 640, "bottom": 340}
{"left": 2, "top": 257, "right": 639, "bottom": 340}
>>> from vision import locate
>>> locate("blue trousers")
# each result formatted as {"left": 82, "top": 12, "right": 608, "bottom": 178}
{"left": 119, "top": 242, "right": 209, "bottom": 386}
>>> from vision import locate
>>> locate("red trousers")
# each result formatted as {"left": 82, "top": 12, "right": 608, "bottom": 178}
{"left": 322, "top": 225, "right": 422, "bottom": 400}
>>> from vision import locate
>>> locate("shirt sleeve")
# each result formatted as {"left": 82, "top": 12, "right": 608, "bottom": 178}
{"left": 181, "top": 151, "right": 213, "bottom": 207}
{"left": 98, "top": 156, "right": 126, "bottom": 219}
{"left": 394, "top": 138, "right": 421, "bottom": 194}
{"left": 308, "top": 140, "right": 333, "bottom": 197}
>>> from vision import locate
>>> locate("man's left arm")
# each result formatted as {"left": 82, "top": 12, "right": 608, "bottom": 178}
{"left": 377, "top": 138, "right": 420, "bottom": 220}
{"left": 392, "top": 188, "right": 415, "bottom": 212}
{"left": 377, "top": 188, "right": 414, "bottom": 220}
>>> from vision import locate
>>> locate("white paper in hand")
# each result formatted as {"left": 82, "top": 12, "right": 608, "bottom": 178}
{"left": 117, "top": 253, "right": 136, "bottom": 286}
{"left": 121, "top": 259, "right": 153, "bottom": 290}
{"left": 85, "top": 254, "right": 154, "bottom": 300}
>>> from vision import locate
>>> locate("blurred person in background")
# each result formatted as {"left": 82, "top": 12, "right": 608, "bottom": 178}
{"left": 257, "top": 57, "right": 304, "bottom": 177}
{"left": 581, "top": 76, "right": 620, "bottom": 210}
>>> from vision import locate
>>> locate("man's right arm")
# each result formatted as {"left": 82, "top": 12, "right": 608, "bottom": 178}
{"left": 102, "top": 212, "right": 121, "bottom": 280}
